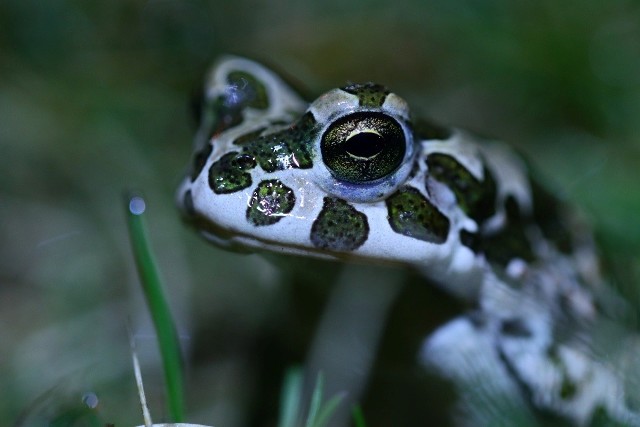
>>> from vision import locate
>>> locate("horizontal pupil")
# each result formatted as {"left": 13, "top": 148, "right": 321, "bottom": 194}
{"left": 321, "top": 111, "right": 406, "bottom": 183}
{"left": 344, "top": 132, "right": 385, "bottom": 159}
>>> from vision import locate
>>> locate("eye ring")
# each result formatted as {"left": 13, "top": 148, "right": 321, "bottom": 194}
{"left": 321, "top": 112, "right": 406, "bottom": 183}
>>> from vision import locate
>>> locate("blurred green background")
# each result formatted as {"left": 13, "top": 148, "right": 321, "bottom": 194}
{"left": 2, "top": 0, "right": 640, "bottom": 426}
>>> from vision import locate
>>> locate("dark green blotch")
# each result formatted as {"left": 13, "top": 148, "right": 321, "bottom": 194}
{"left": 190, "top": 143, "right": 213, "bottom": 181}
{"left": 196, "top": 70, "right": 270, "bottom": 139}
{"left": 246, "top": 179, "right": 295, "bottom": 226}
{"left": 233, "top": 127, "right": 266, "bottom": 145}
{"left": 341, "top": 82, "right": 390, "bottom": 107}
{"left": 190, "top": 81, "right": 240, "bottom": 138}
{"left": 547, "top": 344, "right": 579, "bottom": 401}
{"left": 241, "top": 112, "right": 317, "bottom": 172}
{"left": 413, "top": 117, "right": 452, "bottom": 140}
{"left": 459, "top": 229, "right": 481, "bottom": 252}
{"left": 227, "top": 70, "right": 269, "bottom": 110}
{"left": 209, "top": 113, "right": 317, "bottom": 195}
{"left": 500, "top": 318, "right": 532, "bottom": 338}
{"left": 459, "top": 197, "right": 535, "bottom": 267}
{"left": 385, "top": 186, "right": 450, "bottom": 243}
{"left": 505, "top": 195, "right": 523, "bottom": 220}
{"left": 208, "top": 151, "right": 255, "bottom": 194}
{"left": 199, "top": 94, "right": 244, "bottom": 141}
{"left": 427, "top": 153, "right": 497, "bottom": 223}
{"left": 589, "top": 406, "right": 624, "bottom": 427}
{"left": 182, "top": 190, "right": 195, "bottom": 217}
{"left": 560, "top": 378, "right": 578, "bottom": 400}
{"left": 482, "top": 197, "right": 535, "bottom": 266}
{"left": 310, "top": 197, "right": 369, "bottom": 251}
{"left": 531, "top": 179, "right": 573, "bottom": 254}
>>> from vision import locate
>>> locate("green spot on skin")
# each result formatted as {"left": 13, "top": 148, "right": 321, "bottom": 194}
{"left": 412, "top": 117, "right": 452, "bottom": 140}
{"left": 182, "top": 190, "right": 195, "bottom": 217}
{"left": 241, "top": 112, "right": 317, "bottom": 172}
{"left": 531, "top": 178, "right": 573, "bottom": 254}
{"left": 547, "top": 345, "right": 578, "bottom": 401}
{"left": 481, "top": 197, "right": 536, "bottom": 266}
{"left": 386, "top": 186, "right": 450, "bottom": 243}
{"left": 208, "top": 151, "right": 254, "bottom": 194}
{"left": 341, "top": 83, "right": 390, "bottom": 107}
{"left": 500, "top": 318, "right": 532, "bottom": 338}
{"left": 246, "top": 179, "right": 295, "bottom": 226}
{"left": 190, "top": 143, "right": 213, "bottom": 181}
{"left": 198, "top": 71, "right": 270, "bottom": 139}
{"left": 589, "top": 406, "right": 616, "bottom": 426}
{"left": 560, "top": 378, "right": 578, "bottom": 400}
{"left": 233, "top": 127, "right": 266, "bottom": 145}
{"left": 459, "top": 229, "right": 481, "bottom": 253}
{"left": 427, "top": 153, "right": 497, "bottom": 223}
{"left": 227, "top": 70, "right": 269, "bottom": 110}
{"left": 310, "top": 197, "right": 369, "bottom": 251}
{"left": 209, "top": 112, "right": 316, "bottom": 197}
{"left": 197, "top": 94, "right": 244, "bottom": 142}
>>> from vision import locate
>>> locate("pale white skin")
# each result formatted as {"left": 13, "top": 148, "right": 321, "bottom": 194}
{"left": 178, "top": 56, "right": 640, "bottom": 426}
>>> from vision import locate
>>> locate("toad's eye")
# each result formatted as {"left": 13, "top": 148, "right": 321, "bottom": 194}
{"left": 321, "top": 112, "right": 406, "bottom": 183}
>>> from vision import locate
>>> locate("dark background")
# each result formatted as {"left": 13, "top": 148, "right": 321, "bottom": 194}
{"left": 2, "top": 1, "right": 640, "bottom": 425}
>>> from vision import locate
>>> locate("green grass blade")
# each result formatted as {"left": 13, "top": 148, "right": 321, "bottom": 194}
{"left": 278, "top": 367, "right": 303, "bottom": 427}
{"left": 304, "top": 372, "right": 324, "bottom": 427}
{"left": 125, "top": 194, "right": 185, "bottom": 422}
{"left": 351, "top": 405, "right": 367, "bottom": 427}
{"left": 310, "top": 393, "right": 345, "bottom": 427}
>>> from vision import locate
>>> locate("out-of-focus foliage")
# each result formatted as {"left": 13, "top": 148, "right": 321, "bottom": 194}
{"left": 1, "top": 0, "right": 639, "bottom": 426}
